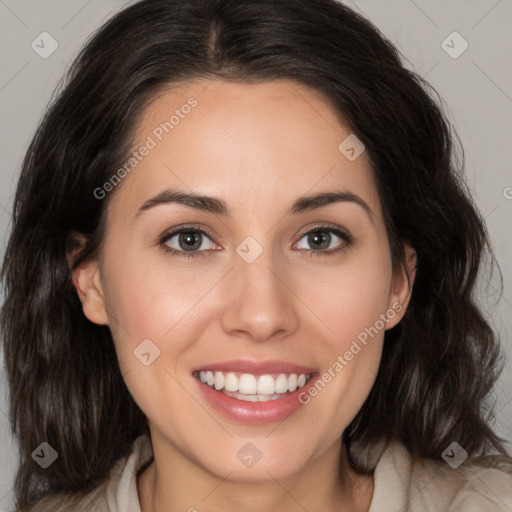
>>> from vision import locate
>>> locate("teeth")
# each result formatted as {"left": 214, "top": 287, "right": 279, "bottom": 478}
{"left": 239, "top": 373, "right": 257, "bottom": 394}
{"left": 287, "top": 373, "right": 298, "bottom": 392}
{"left": 223, "top": 390, "right": 288, "bottom": 402}
{"left": 257, "top": 375, "right": 275, "bottom": 394}
{"left": 225, "top": 372, "right": 238, "bottom": 392}
{"left": 197, "top": 371, "right": 311, "bottom": 395}
{"left": 214, "top": 371, "right": 225, "bottom": 391}
{"left": 275, "top": 374, "right": 289, "bottom": 394}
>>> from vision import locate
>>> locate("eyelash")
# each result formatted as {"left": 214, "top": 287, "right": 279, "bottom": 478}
{"left": 158, "top": 223, "right": 354, "bottom": 260}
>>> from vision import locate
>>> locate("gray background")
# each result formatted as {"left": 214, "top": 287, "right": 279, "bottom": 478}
{"left": 0, "top": 0, "right": 511, "bottom": 509}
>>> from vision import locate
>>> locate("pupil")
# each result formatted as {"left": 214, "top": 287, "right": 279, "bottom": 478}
{"left": 310, "top": 230, "right": 330, "bottom": 250}
{"left": 180, "top": 231, "right": 201, "bottom": 251}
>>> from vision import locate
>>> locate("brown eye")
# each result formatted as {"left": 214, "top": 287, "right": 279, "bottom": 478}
{"left": 160, "top": 228, "right": 216, "bottom": 258}
{"left": 305, "top": 229, "right": 334, "bottom": 250}
{"left": 176, "top": 231, "right": 203, "bottom": 251}
{"left": 295, "top": 225, "right": 353, "bottom": 255}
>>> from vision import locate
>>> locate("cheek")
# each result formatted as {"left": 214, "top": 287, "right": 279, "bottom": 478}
{"left": 102, "top": 251, "right": 218, "bottom": 378}
{"left": 294, "top": 246, "right": 392, "bottom": 414}
{"left": 297, "top": 244, "right": 393, "bottom": 349}
{"left": 102, "top": 259, "right": 200, "bottom": 435}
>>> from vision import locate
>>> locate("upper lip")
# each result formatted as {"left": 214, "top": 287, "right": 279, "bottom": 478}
{"left": 192, "top": 359, "right": 317, "bottom": 375}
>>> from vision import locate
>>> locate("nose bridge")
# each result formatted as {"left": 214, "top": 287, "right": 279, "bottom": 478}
{"left": 220, "top": 236, "right": 298, "bottom": 341}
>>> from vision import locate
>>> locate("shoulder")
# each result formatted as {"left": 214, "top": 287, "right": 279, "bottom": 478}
{"left": 24, "top": 435, "right": 153, "bottom": 512}
{"left": 369, "top": 440, "right": 512, "bottom": 512}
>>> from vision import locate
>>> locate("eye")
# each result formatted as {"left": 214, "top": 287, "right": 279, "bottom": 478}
{"left": 294, "top": 225, "right": 353, "bottom": 257}
{"left": 159, "top": 227, "right": 217, "bottom": 259}
{"left": 158, "top": 223, "right": 354, "bottom": 260}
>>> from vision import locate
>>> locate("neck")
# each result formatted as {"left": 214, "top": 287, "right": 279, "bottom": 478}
{"left": 137, "top": 433, "right": 374, "bottom": 512}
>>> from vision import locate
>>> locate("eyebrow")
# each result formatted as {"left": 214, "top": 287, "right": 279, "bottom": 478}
{"left": 135, "top": 188, "right": 374, "bottom": 223}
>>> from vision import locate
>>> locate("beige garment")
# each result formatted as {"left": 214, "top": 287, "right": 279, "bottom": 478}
{"left": 73, "top": 434, "right": 512, "bottom": 511}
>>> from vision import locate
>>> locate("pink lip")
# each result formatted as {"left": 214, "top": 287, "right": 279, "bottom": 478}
{"left": 192, "top": 360, "right": 320, "bottom": 425}
{"left": 191, "top": 359, "right": 317, "bottom": 376}
{"left": 195, "top": 374, "right": 320, "bottom": 425}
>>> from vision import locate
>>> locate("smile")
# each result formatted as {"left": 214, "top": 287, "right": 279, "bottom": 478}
{"left": 195, "top": 371, "right": 312, "bottom": 402}
{"left": 192, "top": 360, "right": 319, "bottom": 424}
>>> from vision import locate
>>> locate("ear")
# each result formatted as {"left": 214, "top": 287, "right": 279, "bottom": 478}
{"left": 385, "top": 242, "right": 417, "bottom": 330}
{"left": 67, "top": 234, "right": 109, "bottom": 326}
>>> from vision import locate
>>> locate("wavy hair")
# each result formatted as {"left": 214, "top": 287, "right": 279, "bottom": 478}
{"left": 1, "top": 0, "right": 511, "bottom": 509}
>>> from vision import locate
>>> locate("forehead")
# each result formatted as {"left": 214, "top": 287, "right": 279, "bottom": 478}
{"left": 111, "top": 79, "right": 382, "bottom": 221}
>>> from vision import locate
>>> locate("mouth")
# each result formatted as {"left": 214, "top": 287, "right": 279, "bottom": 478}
{"left": 193, "top": 370, "right": 313, "bottom": 402}
{"left": 192, "top": 360, "right": 318, "bottom": 424}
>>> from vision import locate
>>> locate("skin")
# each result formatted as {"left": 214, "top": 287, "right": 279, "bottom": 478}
{"left": 72, "top": 79, "right": 416, "bottom": 512}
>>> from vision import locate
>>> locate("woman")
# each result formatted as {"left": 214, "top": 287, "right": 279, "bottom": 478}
{"left": 1, "top": 0, "right": 511, "bottom": 510}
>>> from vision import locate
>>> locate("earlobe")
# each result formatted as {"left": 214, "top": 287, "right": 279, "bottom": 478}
{"left": 386, "top": 242, "right": 417, "bottom": 330}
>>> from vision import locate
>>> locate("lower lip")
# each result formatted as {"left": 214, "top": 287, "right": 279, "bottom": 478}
{"left": 195, "top": 374, "right": 319, "bottom": 425}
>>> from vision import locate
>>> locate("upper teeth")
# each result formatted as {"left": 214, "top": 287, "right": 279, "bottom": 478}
{"left": 198, "top": 371, "right": 310, "bottom": 395}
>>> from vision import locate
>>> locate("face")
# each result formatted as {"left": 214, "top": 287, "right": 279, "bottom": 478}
{"left": 73, "top": 79, "right": 415, "bottom": 482}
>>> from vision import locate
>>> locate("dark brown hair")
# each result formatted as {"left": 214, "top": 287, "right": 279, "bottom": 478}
{"left": 2, "top": 0, "right": 511, "bottom": 509}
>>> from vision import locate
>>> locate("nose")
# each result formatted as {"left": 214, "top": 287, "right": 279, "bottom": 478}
{"left": 220, "top": 248, "right": 300, "bottom": 343}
